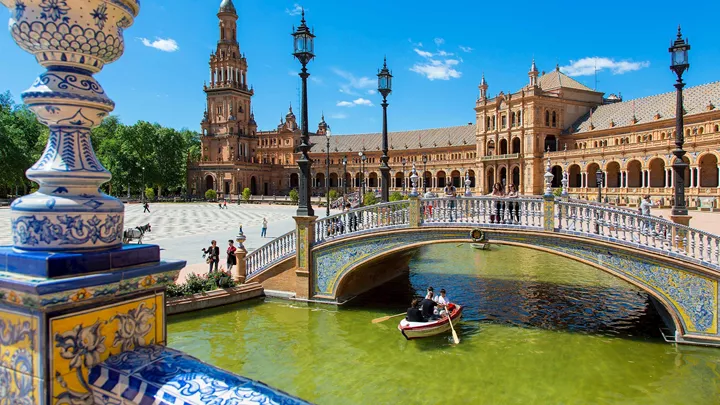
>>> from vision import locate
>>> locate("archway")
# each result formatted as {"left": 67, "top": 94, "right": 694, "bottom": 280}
{"left": 486, "top": 140, "right": 496, "bottom": 156}
{"left": 544, "top": 135, "right": 557, "bottom": 152}
{"left": 423, "top": 171, "right": 432, "bottom": 190}
{"left": 568, "top": 165, "right": 581, "bottom": 187}
{"left": 627, "top": 160, "right": 642, "bottom": 188}
{"left": 437, "top": 171, "right": 446, "bottom": 188}
{"left": 587, "top": 163, "right": 600, "bottom": 188}
{"left": 330, "top": 173, "right": 339, "bottom": 188}
{"left": 451, "top": 170, "right": 462, "bottom": 187}
{"left": 290, "top": 173, "right": 299, "bottom": 189}
{"left": 250, "top": 176, "right": 257, "bottom": 195}
{"left": 486, "top": 168, "right": 495, "bottom": 193}
{"left": 468, "top": 170, "right": 476, "bottom": 188}
{"left": 699, "top": 154, "right": 719, "bottom": 187}
{"left": 511, "top": 166, "right": 520, "bottom": 189}
{"left": 499, "top": 167, "right": 507, "bottom": 188}
{"left": 205, "top": 175, "right": 215, "bottom": 192}
{"left": 606, "top": 162, "right": 621, "bottom": 188}
{"left": 395, "top": 172, "right": 404, "bottom": 189}
{"left": 649, "top": 158, "right": 666, "bottom": 187}
{"left": 499, "top": 139, "right": 508, "bottom": 155}
{"left": 368, "top": 172, "right": 378, "bottom": 188}
{"left": 551, "top": 166, "right": 562, "bottom": 188}
{"left": 511, "top": 137, "right": 521, "bottom": 154}
{"left": 316, "top": 173, "right": 326, "bottom": 190}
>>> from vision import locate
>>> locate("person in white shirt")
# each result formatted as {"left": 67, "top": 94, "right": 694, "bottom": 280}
{"left": 434, "top": 289, "right": 450, "bottom": 306}
{"left": 424, "top": 286, "right": 434, "bottom": 300}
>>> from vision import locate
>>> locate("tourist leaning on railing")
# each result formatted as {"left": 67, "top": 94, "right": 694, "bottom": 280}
{"left": 488, "top": 183, "right": 505, "bottom": 223}
{"left": 506, "top": 184, "right": 520, "bottom": 223}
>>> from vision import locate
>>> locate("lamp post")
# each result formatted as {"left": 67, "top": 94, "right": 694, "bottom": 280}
{"left": 596, "top": 169, "right": 604, "bottom": 203}
{"left": 292, "top": 9, "right": 315, "bottom": 217}
{"left": 359, "top": 152, "right": 366, "bottom": 205}
{"left": 342, "top": 155, "right": 348, "bottom": 204}
{"left": 422, "top": 154, "right": 428, "bottom": 193}
{"left": 378, "top": 58, "right": 393, "bottom": 202}
{"left": 141, "top": 166, "right": 145, "bottom": 202}
{"left": 402, "top": 158, "right": 407, "bottom": 195}
{"left": 669, "top": 26, "right": 691, "bottom": 219}
{"left": 325, "top": 128, "right": 331, "bottom": 217}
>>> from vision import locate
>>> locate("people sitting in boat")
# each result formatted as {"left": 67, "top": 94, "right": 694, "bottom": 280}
{"left": 424, "top": 286, "right": 434, "bottom": 300}
{"left": 406, "top": 298, "right": 426, "bottom": 322}
{"left": 433, "top": 289, "right": 450, "bottom": 306}
{"left": 421, "top": 292, "right": 445, "bottom": 320}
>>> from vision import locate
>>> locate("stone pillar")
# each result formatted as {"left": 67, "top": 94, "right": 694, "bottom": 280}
{"left": 690, "top": 167, "right": 696, "bottom": 188}
{"left": 717, "top": 165, "right": 720, "bottom": 189}
{"left": 234, "top": 226, "right": 248, "bottom": 284}
{"left": 294, "top": 216, "right": 317, "bottom": 299}
{"left": 408, "top": 195, "right": 421, "bottom": 227}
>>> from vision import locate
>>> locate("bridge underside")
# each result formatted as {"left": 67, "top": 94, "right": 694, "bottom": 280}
{"left": 307, "top": 227, "right": 719, "bottom": 346}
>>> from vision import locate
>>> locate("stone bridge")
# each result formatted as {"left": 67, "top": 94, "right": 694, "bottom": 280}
{"left": 235, "top": 196, "right": 720, "bottom": 347}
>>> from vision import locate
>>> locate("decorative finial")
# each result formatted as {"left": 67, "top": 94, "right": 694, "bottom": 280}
{"left": 383, "top": 55, "right": 387, "bottom": 68}
{"left": 561, "top": 171, "right": 569, "bottom": 197}
{"left": 409, "top": 164, "right": 419, "bottom": 197}
{"left": 677, "top": 24, "right": 682, "bottom": 39}
{"left": 544, "top": 157, "right": 554, "bottom": 197}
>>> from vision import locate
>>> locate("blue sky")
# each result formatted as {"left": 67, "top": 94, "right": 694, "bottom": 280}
{"left": 2, "top": 0, "right": 719, "bottom": 135}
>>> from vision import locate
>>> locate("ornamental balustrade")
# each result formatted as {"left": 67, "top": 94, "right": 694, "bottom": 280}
{"left": 314, "top": 201, "right": 410, "bottom": 244}
{"left": 245, "top": 229, "right": 297, "bottom": 277}
{"left": 420, "top": 197, "right": 544, "bottom": 227}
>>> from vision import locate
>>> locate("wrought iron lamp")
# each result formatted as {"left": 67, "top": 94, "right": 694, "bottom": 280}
{"left": 669, "top": 26, "right": 690, "bottom": 218}
{"left": 378, "top": 58, "right": 393, "bottom": 202}
{"left": 292, "top": 9, "right": 315, "bottom": 216}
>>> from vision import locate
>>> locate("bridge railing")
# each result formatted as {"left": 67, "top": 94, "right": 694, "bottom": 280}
{"left": 245, "top": 229, "right": 297, "bottom": 277}
{"left": 420, "top": 197, "right": 545, "bottom": 228}
{"left": 314, "top": 201, "right": 410, "bottom": 244}
{"left": 555, "top": 200, "right": 720, "bottom": 265}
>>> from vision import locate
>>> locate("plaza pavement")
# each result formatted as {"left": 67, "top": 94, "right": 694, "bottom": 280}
{"left": 0, "top": 203, "right": 718, "bottom": 282}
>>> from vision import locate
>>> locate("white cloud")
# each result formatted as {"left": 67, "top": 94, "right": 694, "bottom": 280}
{"left": 139, "top": 37, "right": 179, "bottom": 52}
{"left": 332, "top": 68, "right": 375, "bottom": 96}
{"left": 288, "top": 70, "right": 297, "bottom": 76}
{"left": 310, "top": 76, "right": 322, "bottom": 84}
{"left": 336, "top": 98, "right": 374, "bottom": 107}
{"left": 367, "top": 89, "right": 376, "bottom": 95}
{"left": 410, "top": 41, "right": 462, "bottom": 81}
{"left": 286, "top": 4, "right": 303, "bottom": 16}
{"left": 408, "top": 38, "right": 423, "bottom": 47}
{"left": 330, "top": 113, "right": 348, "bottom": 119}
{"left": 459, "top": 45, "right": 473, "bottom": 53}
{"left": 560, "top": 57, "right": 650, "bottom": 77}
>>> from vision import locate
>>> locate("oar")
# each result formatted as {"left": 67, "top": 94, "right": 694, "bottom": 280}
{"left": 446, "top": 307, "right": 460, "bottom": 344}
{"left": 371, "top": 313, "right": 406, "bottom": 324}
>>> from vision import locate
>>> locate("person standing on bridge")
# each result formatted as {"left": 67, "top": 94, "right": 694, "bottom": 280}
{"left": 202, "top": 240, "right": 220, "bottom": 273}
{"left": 640, "top": 195, "right": 658, "bottom": 235}
{"left": 226, "top": 240, "right": 237, "bottom": 272}
{"left": 444, "top": 182, "right": 458, "bottom": 222}
{"left": 261, "top": 218, "right": 268, "bottom": 237}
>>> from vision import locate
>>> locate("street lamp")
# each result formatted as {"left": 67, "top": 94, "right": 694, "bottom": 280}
{"left": 342, "top": 155, "right": 348, "bottom": 204}
{"left": 378, "top": 57, "right": 393, "bottom": 202}
{"left": 422, "top": 154, "right": 428, "bottom": 193}
{"left": 669, "top": 25, "right": 691, "bottom": 219}
{"left": 325, "top": 128, "right": 331, "bottom": 217}
{"left": 292, "top": 9, "right": 315, "bottom": 217}
{"left": 402, "top": 157, "right": 407, "bottom": 195}
{"left": 359, "top": 152, "right": 366, "bottom": 205}
{"left": 596, "top": 169, "right": 604, "bottom": 203}
{"left": 141, "top": 166, "right": 145, "bottom": 202}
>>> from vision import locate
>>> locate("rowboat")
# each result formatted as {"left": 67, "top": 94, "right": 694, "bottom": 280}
{"left": 471, "top": 243, "right": 490, "bottom": 250}
{"left": 398, "top": 304, "right": 463, "bottom": 340}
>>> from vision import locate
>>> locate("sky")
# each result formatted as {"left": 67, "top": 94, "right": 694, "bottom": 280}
{"left": 1, "top": 0, "right": 720, "bottom": 136}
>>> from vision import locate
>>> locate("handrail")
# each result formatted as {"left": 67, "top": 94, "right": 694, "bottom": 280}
{"left": 420, "top": 196, "right": 544, "bottom": 228}
{"left": 314, "top": 200, "right": 410, "bottom": 244}
{"left": 245, "top": 229, "right": 297, "bottom": 277}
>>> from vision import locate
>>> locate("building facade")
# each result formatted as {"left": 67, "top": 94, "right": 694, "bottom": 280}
{"left": 190, "top": 0, "right": 720, "bottom": 207}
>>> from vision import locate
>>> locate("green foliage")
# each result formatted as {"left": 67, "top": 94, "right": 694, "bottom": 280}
{"left": 144, "top": 187, "right": 155, "bottom": 201}
{"left": 553, "top": 188, "right": 563, "bottom": 197}
{"left": 389, "top": 191, "right": 404, "bottom": 202}
{"left": 326, "top": 189, "right": 339, "bottom": 201}
{"left": 242, "top": 188, "right": 252, "bottom": 202}
{"left": 205, "top": 189, "right": 217, "bottom": 201}
{"left": 363, "top": 192, "right": 378, "bottom": 206}
{"left": 165, "top": 270, "right": 237, "bottom": 298}
{"left": 0, "top": 92, "right": 201, "bottom": 198}
{"left": 289, "top": 189, "right": 299, "bottom": 204}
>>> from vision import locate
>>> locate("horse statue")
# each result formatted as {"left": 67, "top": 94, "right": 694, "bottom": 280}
{"left": 123, "top": 223, "right": 152, "bottom": 244}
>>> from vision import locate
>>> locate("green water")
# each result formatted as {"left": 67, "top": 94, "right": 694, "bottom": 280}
{"left": 168, "top": 245, "right": 720, "bottom": 405}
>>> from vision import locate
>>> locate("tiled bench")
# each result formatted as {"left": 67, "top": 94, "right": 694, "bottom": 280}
{"left": 89, "top": 345, "right": 312, "bottom": 405}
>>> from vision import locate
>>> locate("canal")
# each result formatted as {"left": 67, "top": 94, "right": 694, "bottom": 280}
{"left": 168, "top": 244, "right": 720, "bottom": 404}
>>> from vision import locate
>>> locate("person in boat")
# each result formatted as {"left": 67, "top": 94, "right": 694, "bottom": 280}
{"left": 434, "top": 289, "right": 452, "bottom": 316}
{"left": 406, "top": 298, "right": 426, "bottom": 322}
{"left": 424, "top": 286, "right": 434, "bottom": 300}
{"left": 421, "top": 291, "right": 446, "bottom": 320}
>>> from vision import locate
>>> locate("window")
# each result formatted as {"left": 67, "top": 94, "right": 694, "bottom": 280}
{"left": 715, "top": 125, "right": 719, "bottom": 132}
{"left": 551, "top": 111, "right": 557, "bottom": 127}
{"left": 545, "top": 111, "right": 550, "bottom": 126}
{"left": 511, "top": 112, "right": 516, "bottom": 127}
{"left": 501, "top": 115, "right": 507, "bottom": 129}
{"left": 486, "top": 117, "right": 491, "bottom": 130}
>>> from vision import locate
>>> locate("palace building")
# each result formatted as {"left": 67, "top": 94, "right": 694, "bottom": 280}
{"left": 189, "top": 0, "right": 720, "bottom": 207}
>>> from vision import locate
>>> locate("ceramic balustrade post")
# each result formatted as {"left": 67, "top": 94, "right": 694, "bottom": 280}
{"left": 408, "top": 195, "right": 421, "bottom": 227}
{"left": 293, "top": 215, "right": 317, "bottom": 299}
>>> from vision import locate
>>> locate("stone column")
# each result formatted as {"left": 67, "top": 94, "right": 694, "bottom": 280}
{"left": 234, "top": 226, "right": 248, "bottom": 284}
{"left": 717, "top": 165, "right": 720, "bottom": 189}
{"left": 408, "top": 195, "right": 421, "bottom": 227}
{"left": 690, "top": 167, "right": 696, "bottom": 188}
{"left": 294, "top": 216, "right": 317, "bottom": 299}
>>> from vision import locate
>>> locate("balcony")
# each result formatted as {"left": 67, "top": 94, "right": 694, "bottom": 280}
{"left": 480, "top": 153, "right": 519, "bottom": 162}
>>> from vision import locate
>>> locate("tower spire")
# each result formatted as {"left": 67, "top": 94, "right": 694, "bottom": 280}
{"left": 529, "top": 58, "right": 539, "bottom": 87}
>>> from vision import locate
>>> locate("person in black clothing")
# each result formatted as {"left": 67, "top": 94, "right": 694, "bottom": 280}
{"left": 406, "top": 298, "right": 426, "bottom": 323}
{"left": 202, "top": 240, "right": 220, "bottom": 272}
{"left": 420, "top": 292, "right": 445, "bottom": 320}
{"left": 143, "top": 202, "right": 150, "bottom": 213}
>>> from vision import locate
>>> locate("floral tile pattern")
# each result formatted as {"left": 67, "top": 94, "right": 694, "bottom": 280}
{"left": 0, "top": 307, "right": 40, "bottom": 403}
{"left": 49, "top": 294, "right": 160, "bottom": 404}
{"left": 88, "top": 345, "right": 313, "bottom": 405}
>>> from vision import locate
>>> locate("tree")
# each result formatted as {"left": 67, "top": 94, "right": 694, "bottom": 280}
{"left": 326, "top": 189, "right": 339, "bottom": 201}
{"left": 363, "top": 192, "right": 378, "bottom": 206}
{"left": 553, "top": 188, "right": 563, "bottom": 197}
{"left": 389, "top": 191, "right": 404, "bottom": 202}
{"left": 242, "top": 188, "right": 252, "bottom": 203}
{"left": 289, "top": 189, "right": 299, "bottom": 204}
{"left": 205, "top": 189, "right": 217, "bottom": 201}
{"left": 145, "top": 187, "right": 155, "bottom": 201}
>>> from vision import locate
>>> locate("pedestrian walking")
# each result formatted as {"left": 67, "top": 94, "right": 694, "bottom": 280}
{"left": 224, "top": 200, "right": 228, "bottom": 209}
{"left": 143, "top": 202, "right": 150, "bottom": 213}
{"left": 202, "top": 240, "right": 220, "bottom": 273}
{"left": 226, "top": 240, "right": 237, "bottom": 273}
{"left": 261, "top": 217, "right": 268, "bottom": 237}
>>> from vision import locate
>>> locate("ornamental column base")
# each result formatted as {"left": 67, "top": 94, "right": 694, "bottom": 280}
{"left": 293, "top": 216, "right": 317, "bottom": 299}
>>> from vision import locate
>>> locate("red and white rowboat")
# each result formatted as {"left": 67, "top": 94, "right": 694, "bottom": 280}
{"left": 398, "top": 304, "right": 463, "bottom": 340}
